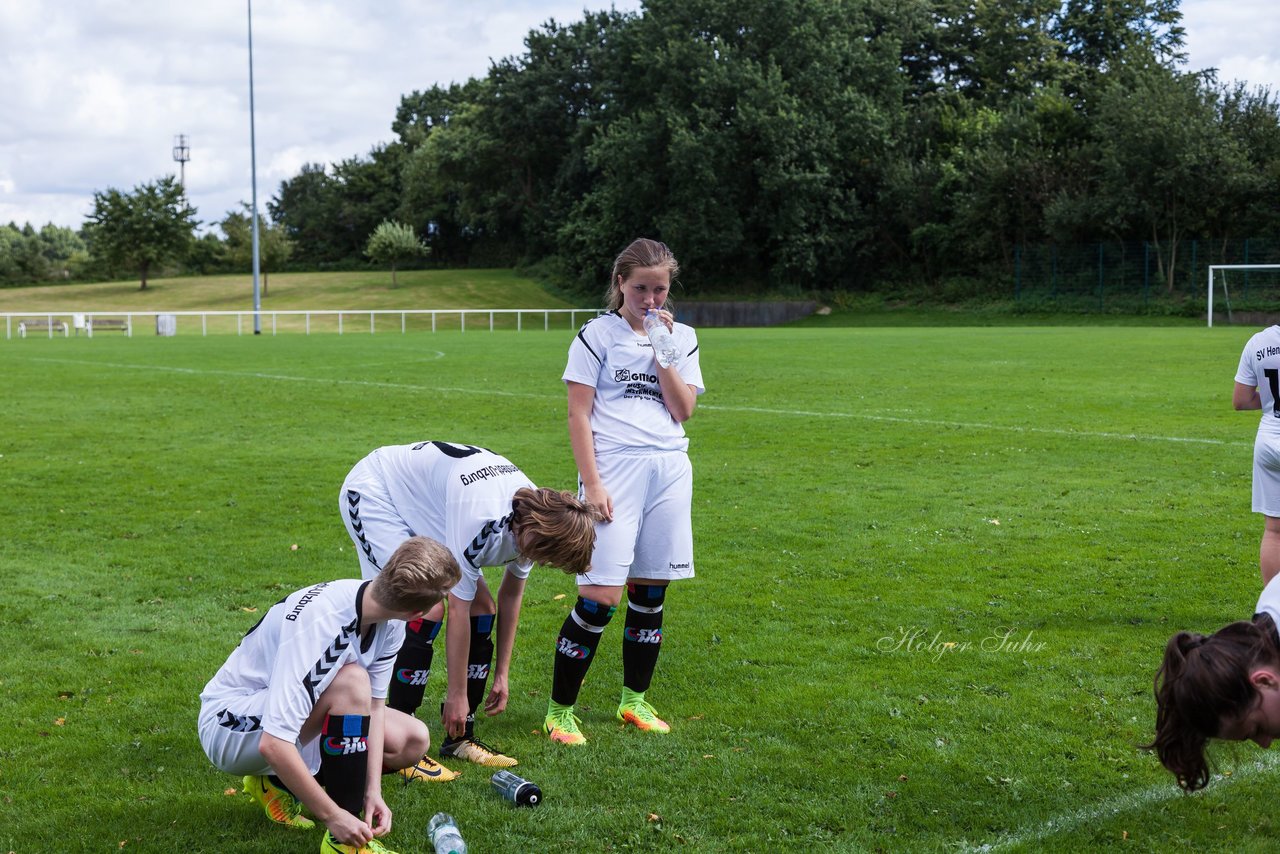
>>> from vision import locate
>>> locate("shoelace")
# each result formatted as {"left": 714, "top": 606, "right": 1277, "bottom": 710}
{"left": 624, "top": 699, "right": 662, "bottom": 723}
{"left": 458, "top": 736, "right": 507, "bottom": 757}
{"left": 547, "top": 708, "right": 582, "bottom": 732}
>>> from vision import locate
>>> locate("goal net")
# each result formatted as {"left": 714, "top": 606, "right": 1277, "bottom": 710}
{"left": 1208, "top": 264, "right": 1280, "bottom": 327}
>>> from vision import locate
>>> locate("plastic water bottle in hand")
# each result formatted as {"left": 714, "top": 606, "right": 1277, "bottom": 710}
{"left": 644, "top": 309, "right": 679, "bottom": 369}
{"left": 427, "top": 812, "right": 467, "bottom": 854}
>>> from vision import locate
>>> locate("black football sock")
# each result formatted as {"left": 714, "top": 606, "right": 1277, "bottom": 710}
{"left": 551, "top": 597, "right": 615, "bottom": 706}
{"left": 622, "top": 583, "right": 666, "bottom": 693}
{"left": 319, "top": 714, "right": 370, "bottom": 819}
{"left": 386, "top": 617, "right": 440, "bottom": 715}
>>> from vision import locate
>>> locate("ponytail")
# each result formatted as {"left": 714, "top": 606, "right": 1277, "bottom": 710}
{"left": 1149, "top": 615, "right": 1279, "bottom": 789}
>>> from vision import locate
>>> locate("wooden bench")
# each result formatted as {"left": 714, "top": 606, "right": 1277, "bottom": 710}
{"left": 87, "top": 317, "right": 130, "bottom": 337}
{"left": 17, "top": 318, "right": 69, "bottom": 338}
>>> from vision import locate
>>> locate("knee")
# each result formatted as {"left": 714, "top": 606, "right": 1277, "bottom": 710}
{"left": 572, "top": 595, "right": 617, "bottom": 630}
{"left": 626, "top": 583, "right": 667, "bottom": 610}
{"left": 384, "top": 708, "right": 430, "bottom": 760}
{"left": 403, "top": 715, "right": 430, "bottom": 756}
{"left": 321, "top": 664, "right": 372, "bottom": 712}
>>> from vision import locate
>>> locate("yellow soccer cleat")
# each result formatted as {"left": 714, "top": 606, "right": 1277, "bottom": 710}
{"left": 243, "top": 774, "right": 315, "bottom": 829}
{"left": 439, "top": 735, "right": 518, "bottom": 768}
{"left": 398, "top": 753, "right": 460, "bottom": 783}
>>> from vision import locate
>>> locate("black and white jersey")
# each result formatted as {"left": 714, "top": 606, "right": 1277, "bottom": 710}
{"left": 1238, "top": 326, "right": 1280, "bottom": 437}
{"left": 373, "top": 441, "right": 535, "bottom": 596}
{"left": 563, "top": 311, "right": 705, "bottom": 454}
{"left": 199, "top": 579, "right": 401, "bottom": 745}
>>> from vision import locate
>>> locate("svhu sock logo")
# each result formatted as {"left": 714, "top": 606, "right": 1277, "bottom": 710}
{"left": 467, "top": 663, "right": 490, "bottom": 680}
{"left": 557, "top": 637, "right": 591, "bottom": 659}
{"left": 397, "top": 667, "right": 430, "bottom": 686}
{"left": 625, "top": 627, "right": 663, "bottom": 644}
{"left": 324, "top": 736, "right": 368, "bottom": 756}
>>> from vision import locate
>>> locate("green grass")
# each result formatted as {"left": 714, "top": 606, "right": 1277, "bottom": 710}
{"left": 0, "top": 268, "right": 576, "bottom": 312}
{"left": 0, "top": 323, "right": 1269, "bottom": 852}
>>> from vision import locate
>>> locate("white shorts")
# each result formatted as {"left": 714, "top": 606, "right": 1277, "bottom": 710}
{"left": 340, "top": 455, "right": 415, "bottom": 582}
{"left": 580, "top": 450, "right": 694, "bottom": 588}
{"left": 1254, "top": 433, "right": 1280, "bottom": 516}
{"left": 198, "top": 692, "right": 320, "bottom": 776}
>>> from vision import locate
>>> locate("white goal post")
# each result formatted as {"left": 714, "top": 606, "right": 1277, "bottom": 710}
{"left": 1208, "top": 264, "right": 1280, "bottom": 327}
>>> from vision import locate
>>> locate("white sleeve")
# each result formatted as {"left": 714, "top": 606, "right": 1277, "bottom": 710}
{"left": 1238, "top": 338, "right": 1259, "bottom": 387}
{"left": 369, "top": 621, "right": 404, "bottom": 699}
{"left": 261, "top": 613, "right": 345, "bottom": 742}
{"left": 563, "top": 325, "right": 603, "bottom": 387}
{"left": 675, "top": 325, "right": 705, "bottom": 394}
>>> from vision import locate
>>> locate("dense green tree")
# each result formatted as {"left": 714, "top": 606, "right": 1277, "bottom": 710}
{"left": 1049, "top": 69, "right": 1249, "bottom": 290}
{"left": 260, "top": 0, "right": 1280, "bottom": 298}
{"left": 268, "top": 163, "right": 340, "bottom": 263}
{"left": 365, "top": 220, "right": 427, "bottom": 286}
{"left": 84, "top": 176, "right": 198, "bottom": 290}
{"left": 220, "top": 205, "right": 295, "bottom": 295}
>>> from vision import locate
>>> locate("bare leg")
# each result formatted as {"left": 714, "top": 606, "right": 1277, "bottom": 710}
{"left": 1261, "top": 516, "right": 1280, "bottom": 585}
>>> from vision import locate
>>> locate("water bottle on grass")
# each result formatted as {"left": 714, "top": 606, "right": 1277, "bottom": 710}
{"left": 491, "top": 769, "right": 543, "bottom": 806}
{"left": 427, "top": 812, "right": 466, "bottom": 854}
{"left": 644, "top": 309, "right": 678, "bottom": 369}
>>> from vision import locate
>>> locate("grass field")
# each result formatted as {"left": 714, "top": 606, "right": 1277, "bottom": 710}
{"left": 0, "top": 321, "right": 1272, "bottom": 852}
{"left": 0, "top": 269, "right": 576, "bottom": 312}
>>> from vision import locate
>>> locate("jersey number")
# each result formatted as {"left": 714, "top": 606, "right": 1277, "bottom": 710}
{"left": 1267, "top": 369, "right": 1280, "bottom": 417}
{"left": 412, "top": 441, "right": 486, "bottom": 458}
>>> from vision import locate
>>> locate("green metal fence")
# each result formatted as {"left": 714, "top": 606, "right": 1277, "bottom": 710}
{"left": 1012, "top": 239, "right": 1280, "bottom": 312}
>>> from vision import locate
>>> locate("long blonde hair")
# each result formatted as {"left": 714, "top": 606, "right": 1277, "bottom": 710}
{"left": 605, "top": 238, "right": 680, "bottom": 312}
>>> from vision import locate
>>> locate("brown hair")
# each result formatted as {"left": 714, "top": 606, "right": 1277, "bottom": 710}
{"left": 605, "top": 238, "right": 680, "bottom": 312}
{"left": 1149, "top": 614, "right": 1280, "bottom": 790}
{"left": 510, "top": 487, "right": 602, "bottom": 575}
{"left": 370, "top": 536, "right": 461, "bottom": 612}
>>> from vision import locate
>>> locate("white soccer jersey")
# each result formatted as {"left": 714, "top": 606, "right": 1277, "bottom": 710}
{"left": 1256, "top": 572, "right": 1280, "bottom": 629}
{"left": 1237, "top": 326, "right": 1280, "bottom": 437}
{"left": 369, "top": 442, "right": 535, "bottom": 596}
{"left": 563, "top": 311, "right": 705, "bottom": 454}
{"left": 199, "top": 579, "right": 402, "bottom": 745}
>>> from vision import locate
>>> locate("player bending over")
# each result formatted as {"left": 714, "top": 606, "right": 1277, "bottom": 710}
{"left": 1151, "top": 572, "right": 1280, "bottom": 789}
{"left": 198, "top": 536, "right": 460, "bottom": 854}
{"left": 340, "top": 440, "right": 599, "bottom": 775}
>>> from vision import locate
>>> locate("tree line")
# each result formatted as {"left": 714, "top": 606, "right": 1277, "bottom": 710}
{"left": 8, "top": 0, "right": 1280, "bottom": 299}
{"left": 266, "top": 0, "right": 1280, "bottom": 297}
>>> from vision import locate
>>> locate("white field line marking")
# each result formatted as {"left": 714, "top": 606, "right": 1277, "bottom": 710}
{"left": 28, "top": 356, "right": 548, "bottom": 400}
{"left": 26, "top": 357, "right": 1249, "bottom": 447}
{"left": 702, "top": 406, "right": 1247, "bottom": 447}
{"left": 960, "top": 752, "right": 1280, "bottom": 852}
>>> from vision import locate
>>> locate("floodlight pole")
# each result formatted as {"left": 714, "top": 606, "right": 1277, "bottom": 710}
{"left": 248, "top": 0, "right": 262, "bottom": 334}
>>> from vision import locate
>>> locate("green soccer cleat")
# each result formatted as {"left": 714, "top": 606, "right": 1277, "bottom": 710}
{"left": 243, "top": 774, "right": 315, "bottom": 829}
{"left": 320, "top": 830, "right": 400, "bottom": 854}
{"left": 544, "top": 702, "right": 587, "bottom": 746}
{"left": 439, "top": 735, "right": 518, "bottom": 768}
{"left": 617, "top": 692, "right": 671, "bottom": 734}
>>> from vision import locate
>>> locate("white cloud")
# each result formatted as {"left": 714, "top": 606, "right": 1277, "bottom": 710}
{"left": 2, "top": 1, "right": 1276, "bottom": 231}
{"left": 1180, "top": 0, "right": 1280, "bottom": 91}
{"left": 0, "top": 0, "right": 644, "bottom": 230}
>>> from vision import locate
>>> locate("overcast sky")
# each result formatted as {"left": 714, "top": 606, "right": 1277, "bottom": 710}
{"left": 0, "top": 0, "right": 1274, "bottom": 233}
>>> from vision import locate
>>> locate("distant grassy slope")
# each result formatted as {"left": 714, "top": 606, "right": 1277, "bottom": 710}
{"left": 0, "top": 269, "right": 579, "bottom": 312}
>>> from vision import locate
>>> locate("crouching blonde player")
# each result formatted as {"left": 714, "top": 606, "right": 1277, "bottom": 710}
{"left": 1151, "top": 572, "right": 1280, "bottom": 790}
{"left": 198, "top": 537, "right": 460, "bottom": 854}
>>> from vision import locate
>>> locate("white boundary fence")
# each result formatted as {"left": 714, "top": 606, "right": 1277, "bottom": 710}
{"left": 2, "top": 308, "right": 604, "bottom": 339}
